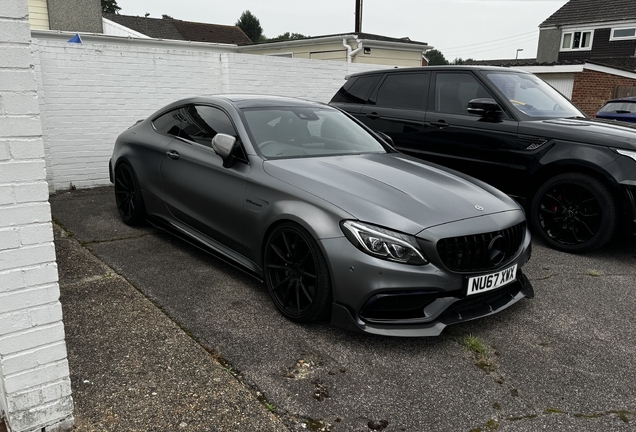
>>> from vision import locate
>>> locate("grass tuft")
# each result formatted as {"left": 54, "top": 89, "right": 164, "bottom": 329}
{"left": 463, "top": 334, "right": 487, "bottom": 355}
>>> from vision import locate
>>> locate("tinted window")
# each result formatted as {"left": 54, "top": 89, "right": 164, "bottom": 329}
{"left": 486, "top": 72, "right": 584, "bottom": 118}
{"left": 599, "top": 102, "right": 636, "bottom": 113}
{"left": 375, "top": 73, "right": 427, "bottom": 109}
{"left": 241, "top": 107, "right": 386, "bottom": 158}
{"left": 333, "top": 75, "right": 381, "bottom": 104}
{"left": 153, "top": 105, "right": 236, "bottom": 147}
{"left": 434, "top": 73, "right": 493, "bottom": 115}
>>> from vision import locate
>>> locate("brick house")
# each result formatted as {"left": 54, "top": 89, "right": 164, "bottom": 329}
{"left": 469, "top": 0, "right": 636, "bottom": 116}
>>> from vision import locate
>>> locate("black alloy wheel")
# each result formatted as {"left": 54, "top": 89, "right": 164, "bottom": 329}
{"left": 531, "top": 173, "right": 616, "bottom": 253}
{"left": 114, "top": 162, "right": 146, "bottom": 226}
{"left": 264, "top": 223, "right": 331, "bottom": 323}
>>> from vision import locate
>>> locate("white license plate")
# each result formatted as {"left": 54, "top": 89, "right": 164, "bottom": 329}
{"left": 466, "top": 264, "right": 517, "bottom": 296}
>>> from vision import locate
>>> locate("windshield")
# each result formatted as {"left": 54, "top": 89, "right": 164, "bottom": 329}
{"left": 485, "top": 72, "right": 585, "bottom": 119}
{"left": 241, "top": 107, "right": 387, "bottom": 158}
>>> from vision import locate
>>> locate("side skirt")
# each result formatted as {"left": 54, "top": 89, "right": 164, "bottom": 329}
{"left": 146, "top": 215, "right": 264, "bottom": 282}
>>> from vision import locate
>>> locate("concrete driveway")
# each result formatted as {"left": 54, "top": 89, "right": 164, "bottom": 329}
{"left": 50, "top": 186, "right": 636, "bottom": 432}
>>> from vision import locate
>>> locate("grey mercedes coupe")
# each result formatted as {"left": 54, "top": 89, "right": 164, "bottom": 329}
{"left": 109, "top": 95, "right": 533, "bottom": 337}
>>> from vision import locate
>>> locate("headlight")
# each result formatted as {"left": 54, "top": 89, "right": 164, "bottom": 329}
{"left": 617, "top": 149, "right": 636, "bottom": 162}
{"left": 341, "top": 221, "right": 428, "bottom": 265}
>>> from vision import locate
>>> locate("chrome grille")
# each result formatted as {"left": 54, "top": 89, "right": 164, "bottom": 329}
{"left": 436, "top": 222, "right": 526, "bottom": 272}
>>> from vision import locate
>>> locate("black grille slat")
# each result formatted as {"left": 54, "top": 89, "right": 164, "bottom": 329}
{"left": 436, "top": 222, "right": 526, "bottom": 272}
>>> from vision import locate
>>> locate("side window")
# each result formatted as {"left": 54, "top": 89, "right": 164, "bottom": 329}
{"left": 334, "top": 75, "right": 381, "bottom": 104}
{"left": 375, "top": 73, "right": 427, "bottom": 109}
{"left": 434, "top": 73, "right": 494, "bottom": 115}
{"left": 152, "top": 107, "right": 189, "bottom": 137}
{"left": 153, "top": 105, "right": 236, "bottom": 148}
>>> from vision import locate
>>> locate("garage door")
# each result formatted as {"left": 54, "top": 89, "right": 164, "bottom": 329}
{"left": 536, "top": 73, "right": 575, "bottom": 99}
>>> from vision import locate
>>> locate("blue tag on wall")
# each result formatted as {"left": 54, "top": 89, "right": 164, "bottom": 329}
{"left": 67, "top": 33, "right": 82, "bottom": 44}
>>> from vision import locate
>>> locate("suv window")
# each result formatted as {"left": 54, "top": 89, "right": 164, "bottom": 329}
{"left": 375, "top": 73, "right": 427, "bottom": 109}
{"left": 153, "top": 105, "right": 236, "bottom": 147}
{"left": 333, "top": 75, "right": 381, "bottom": 104}
{"left": 433, "top": 73, "right": 493, "bottom": 115}
{"left": 599, "top": 101, "right": 636, "bottom": 113}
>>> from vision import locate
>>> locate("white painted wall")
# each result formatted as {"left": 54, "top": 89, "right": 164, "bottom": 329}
{"left": 0, "top": 1, "right": 73, "bottom": 431}
{"left": 31, "top": 34, "right": 388, "bottom": 191}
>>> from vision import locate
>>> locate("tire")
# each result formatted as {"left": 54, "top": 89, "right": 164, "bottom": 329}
{"left": 530, "top": 173, "right": 616, "bottom": 253}
{"left": 263, "top": 222, "right": 332, "bottom": 323}
{"left": 114, "top": 162, "right": 146, "bottom": 226}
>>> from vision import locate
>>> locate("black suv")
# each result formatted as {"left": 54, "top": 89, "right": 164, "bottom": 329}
{"left": 330, "top": 66, "right": 636, "bottom": 253}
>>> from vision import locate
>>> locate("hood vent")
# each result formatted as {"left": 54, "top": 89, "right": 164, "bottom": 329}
{"left": 518, "top": 136, "right": 548, "bottom": 151}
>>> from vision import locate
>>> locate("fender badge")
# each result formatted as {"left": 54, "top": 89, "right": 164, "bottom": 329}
{"left": 475, "top": 205, "right": 484, "bottom": 211}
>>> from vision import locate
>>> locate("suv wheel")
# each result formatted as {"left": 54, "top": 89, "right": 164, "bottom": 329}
{"left": 530, "top": 173, "right": 616, "bottom": 253}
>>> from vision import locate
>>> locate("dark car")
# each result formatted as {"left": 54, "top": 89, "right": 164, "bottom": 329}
{"left": 109, "top": 95, "right": 533, "bottom": 337}
{"left": 595, "top": 97, "right": 636, "bottom": 123}
{"left": 330, "top": 66, "right": 636, "bottom": 253}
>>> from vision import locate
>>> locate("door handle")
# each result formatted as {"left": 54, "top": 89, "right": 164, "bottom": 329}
{"left": 427, "top": 120, "right": 450, "bottom": 129}
{"left": 166, "top": 150, "right": 180, "bottom": 160}
{"left": 366, "top": 112, "right": 380, "bottom": 120}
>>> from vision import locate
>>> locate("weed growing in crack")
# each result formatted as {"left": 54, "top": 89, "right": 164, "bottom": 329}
{"left": 463, "top": 334, "right": 487, "bottom": 355}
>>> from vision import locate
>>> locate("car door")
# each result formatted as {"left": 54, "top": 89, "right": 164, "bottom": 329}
{"left": 422, "top": 71, "right": 519, "bottom": 191}
{"left": 159, "top": 104, "right": 250, "bottom": 253}
{"left": 357, "top": 72, "right": 429, "bottom": 156}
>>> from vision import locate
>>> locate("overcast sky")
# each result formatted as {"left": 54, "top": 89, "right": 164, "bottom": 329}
{"left": 115, "top": 0, "right": 568, "bottom": 60}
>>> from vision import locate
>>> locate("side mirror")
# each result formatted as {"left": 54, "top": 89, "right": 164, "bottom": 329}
{"left": 375, "top": 130, "right": 394, "bottom": 146}
{"left": 211, "top": 133, "right": 237, "bottom": 168}
{"left": 467, "top": 98, "right": 502, "bottom": 119}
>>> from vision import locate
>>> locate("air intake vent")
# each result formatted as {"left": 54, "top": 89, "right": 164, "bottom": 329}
{"left": 518, "top": 136, "right": 548, "bottom": 151}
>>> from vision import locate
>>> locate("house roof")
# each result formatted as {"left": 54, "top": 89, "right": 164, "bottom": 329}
{"left": 102, "top": 13, "right": 253, "bottom": 45}
{"left": 250, "top": 32, "right": 428, "bottom": 47}
{"left": 540, "top": 0, "right": 636, "bottom": 28}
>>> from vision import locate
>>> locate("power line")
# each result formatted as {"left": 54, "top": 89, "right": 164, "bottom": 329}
{"left": 445, "top": 35, "right": 539, "bottom": 57}
{"left": 439, "top": 30, "right": 537, "bottom": 51}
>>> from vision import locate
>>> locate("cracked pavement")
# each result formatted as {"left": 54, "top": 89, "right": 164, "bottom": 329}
{"left": 50, "top": 187, "right": 636, "bottom": 431}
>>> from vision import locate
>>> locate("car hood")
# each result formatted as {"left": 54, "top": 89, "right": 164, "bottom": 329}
{"left": 263, "top": 153, "right": 520, "bottom": 235}
{"left": 520, "top": 118, "right": 636, "bottom": 150}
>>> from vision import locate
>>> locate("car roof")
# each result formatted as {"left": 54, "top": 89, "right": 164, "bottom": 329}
{"left": 604, "top": 96, "right": 636, "bottom": 104}
{"left": 345, "top": 65, "right": 531, "bottom": 80}
{"left": 157, "top": 95, "right": 328, "bottom": 111}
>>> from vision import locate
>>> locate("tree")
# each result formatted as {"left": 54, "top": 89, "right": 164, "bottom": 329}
{"left": 426, "top": 49, "right": 448, "bottom": 66}
{"left": 235, "top": 10, "right": 263, "bottom": 43}
{"left": 451, "top": 58, "right": 474, "bottom": 65}
{"left": 267, "top": 32, "right": 309, "bottom": 42}
{"left": 101, "top": 0, "right": 121, "bottom": 14}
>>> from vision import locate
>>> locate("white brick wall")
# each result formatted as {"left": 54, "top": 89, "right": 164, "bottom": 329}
{"left": 31, "top": 36, "right": 387, "bottom": 191}
{"left": 0, "top": 1, "right": 73, "bottom": 431}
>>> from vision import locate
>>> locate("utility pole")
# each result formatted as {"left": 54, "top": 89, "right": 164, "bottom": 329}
{"left": 355, "top": 0, "right": 363, "bottom": 32}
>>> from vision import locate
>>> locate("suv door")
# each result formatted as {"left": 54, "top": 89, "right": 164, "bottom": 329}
{"left": 422, "top": 71, "right": 519, "bottom": 191}
{"left": 159, "top": 104, "right": 250, "bottom": 253}
{"left": 357, "top": 72, "right": 429, "bottom": 156}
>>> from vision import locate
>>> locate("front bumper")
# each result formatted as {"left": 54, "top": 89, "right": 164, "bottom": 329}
{"left": 320, "top": 212, "right": 533, "bottom": 337}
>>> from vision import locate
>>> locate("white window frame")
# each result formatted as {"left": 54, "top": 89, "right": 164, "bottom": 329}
{"left": 560, "top": 29, "right": 594, "bottom": 52}
{"left": 610, "top": 26, "right": 636, "bottom": 41}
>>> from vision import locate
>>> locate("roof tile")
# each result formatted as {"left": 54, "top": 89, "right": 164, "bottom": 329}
{"left": 103, "top": 13, "right": 253, "bottom": 45}
{"left": 540, "top": 0, "right": 636, "bottom": 28}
